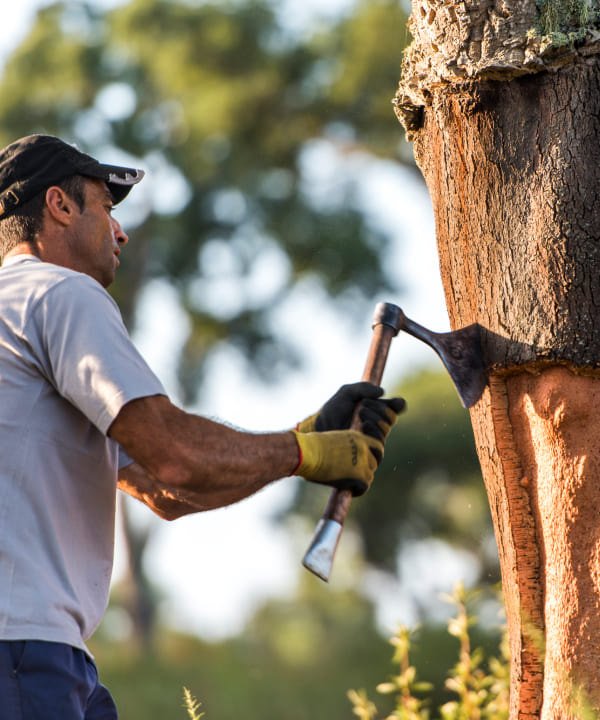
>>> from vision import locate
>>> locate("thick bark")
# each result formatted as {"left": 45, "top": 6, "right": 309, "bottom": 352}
{"left": 395, "top": 18, "right": 600, "bottom": 718}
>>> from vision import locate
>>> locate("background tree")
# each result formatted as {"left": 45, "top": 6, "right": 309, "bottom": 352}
{"left": 0, "top": 0, "right": 410, "bottom": 389}
{"left": 395, "top": 0, "right": 600, "bottom": 716}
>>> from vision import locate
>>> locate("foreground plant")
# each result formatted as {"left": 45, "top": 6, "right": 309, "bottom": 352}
{"left": 349, "top": 583, "right": 509, "bottom": 720}
{"left": 183, "top": 687, "right": 205, "bottom": 720}
{"left": 440, "top": 583, "right": 509, "bottom": 720}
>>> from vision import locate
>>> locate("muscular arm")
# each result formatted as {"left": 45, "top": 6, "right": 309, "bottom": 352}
{"left": 110, "top": 394, "right": 300, "bottom": 519}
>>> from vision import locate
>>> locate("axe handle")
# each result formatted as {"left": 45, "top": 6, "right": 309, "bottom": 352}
{"left": 317, "top": 322, "right": 397, "bottom": 528}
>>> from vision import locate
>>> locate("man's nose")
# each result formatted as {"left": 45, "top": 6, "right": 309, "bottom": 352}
{"left": 112, "top": 217, "right": 129, "bottom": 246}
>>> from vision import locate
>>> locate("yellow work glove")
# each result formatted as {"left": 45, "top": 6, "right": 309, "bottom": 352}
{"left": 295, "top": 411, "right": 319, "bottom": 434}
{"left": 291, "top": 429, "right": 384, "bottom": 497}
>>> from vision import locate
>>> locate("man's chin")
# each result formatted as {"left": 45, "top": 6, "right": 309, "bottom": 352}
{"left": 95, "top": 268, "right": 115, "bottom": 288}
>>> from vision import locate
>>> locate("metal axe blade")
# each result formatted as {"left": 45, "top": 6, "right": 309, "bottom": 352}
{"left": 398, "top": 312, "right": 487, "bottom": 409}
{"left": 302, "top": 519, "right": 344, "bottom": 582}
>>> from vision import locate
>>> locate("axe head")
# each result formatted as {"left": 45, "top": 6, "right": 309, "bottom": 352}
{"left": 393, "top": 306, "right": 487, "bottom": 409}
{"left": 429, "top": 324, "right": 487, "bottom": 409}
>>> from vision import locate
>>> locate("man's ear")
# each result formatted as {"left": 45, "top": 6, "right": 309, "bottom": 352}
{"left": 44, "top": 186, "right": 79, "bottom": 227}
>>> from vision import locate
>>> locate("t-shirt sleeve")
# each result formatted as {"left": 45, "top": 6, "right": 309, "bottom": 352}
{"left": 31, "top": 274, "right": 167, "bottom": 435}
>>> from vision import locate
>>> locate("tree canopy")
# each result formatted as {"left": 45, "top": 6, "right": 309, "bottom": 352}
{"left": 0, "top": 0, "right": 411, "bottom": 401}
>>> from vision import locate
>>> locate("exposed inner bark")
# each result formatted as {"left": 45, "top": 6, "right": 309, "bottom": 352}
{"left": 508, "top": 368, "right": 600, "bottom": 714}
{"left": 473, "top": 377, "right": 544, "bottom": 719}
{"left": 401, "top": 56, "right": 600, "bottom": 718}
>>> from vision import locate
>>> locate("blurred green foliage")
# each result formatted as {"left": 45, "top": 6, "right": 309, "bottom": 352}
{"left": 92, "top": 585, "right": 395, "bottom": 720}
{"left": 349, "top": 583, "right": 509, "bottom": 720}
{"left": 91, "top": 581, "right": 505, "bottom": 720}
{"left": 0, "top": 0, "right": 412, "bottom": 402}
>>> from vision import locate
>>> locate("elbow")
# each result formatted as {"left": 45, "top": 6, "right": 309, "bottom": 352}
{"left": 150, "top": 505, "right": 180, "bottom": 522}
{"left": 145, "top": 496, "right": 195, "bottom": 521}
{"left": 145, "top": 484, "right": 207, "bottom": 521}
{"left": 153, "top": 505, "right": 188, "bottom": 522}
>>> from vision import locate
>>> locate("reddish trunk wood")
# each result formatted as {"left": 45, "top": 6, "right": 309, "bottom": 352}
{"left": 405, "top": 58, "right": 600, "bottom": 718}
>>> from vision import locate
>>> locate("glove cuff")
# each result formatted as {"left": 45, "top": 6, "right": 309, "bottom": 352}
{"left": 290, "top": 430, "right": 306, "bottom": 475}
{"left": 295, "top": 412, "right": 319, "bottom": 434}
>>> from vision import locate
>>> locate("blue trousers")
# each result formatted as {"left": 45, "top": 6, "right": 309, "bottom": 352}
{"left": 0, "top": 641, "right": 118, "bottom": 720}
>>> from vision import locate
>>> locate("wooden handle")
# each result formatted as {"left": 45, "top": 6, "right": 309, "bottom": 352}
{"left": 320, "top": 322, "right": 398, "bottom": 525}
{"left": 303, "top": 302, "right": 402, "bottom": 580}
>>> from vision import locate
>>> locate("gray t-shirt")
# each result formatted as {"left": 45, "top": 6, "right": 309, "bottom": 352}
{"left": 0, "top": 255, "right": 166, "bottom": 651}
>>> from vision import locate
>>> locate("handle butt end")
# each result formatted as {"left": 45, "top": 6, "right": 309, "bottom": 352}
{"left": 302, "top": 519, "right": 343, "bottom": 582}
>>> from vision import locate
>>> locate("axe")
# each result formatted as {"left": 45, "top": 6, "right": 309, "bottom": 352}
{"left": 302, "top": 301, "right": 487, "bottom": 582}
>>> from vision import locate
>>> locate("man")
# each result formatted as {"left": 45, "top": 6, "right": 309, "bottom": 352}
{"left": 0, "top": 134, "right": 404, "bottom": 719}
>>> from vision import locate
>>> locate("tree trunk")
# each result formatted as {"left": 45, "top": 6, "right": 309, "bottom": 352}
{"left": 395, "top": 2, "right": 600, "bottom": 717}
{"left": 118, "top": 495, "right": 157, "bottom": 651}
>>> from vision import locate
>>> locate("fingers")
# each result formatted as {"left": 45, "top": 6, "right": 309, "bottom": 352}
{"left": 296, "top": 383, "right": 386, "bottom": 434}
{"left": 338, "top": 433, "right": 383, "bottom": 496}
{"left": 359, "top": 398, "right": 406, "bottom": 418}
{"left": 338, "top": 381, "right": 384, "bottom": 403}
{"left": 368, "top": 440, "right": 383, "bottom": 466}
{"left": 314, "top": 382, "right": 384, "bottom": 432}
{"left": 360, "top": 419, "right": 389, "bottom": 444}
{"left": 355, "top": 433, "right": 384, "bottom": 495}
{"left": 384, "top": 397, "right": 407, "bottom": 414}
{"left": 358, "top": 396, "right": 406, "bottom": 442}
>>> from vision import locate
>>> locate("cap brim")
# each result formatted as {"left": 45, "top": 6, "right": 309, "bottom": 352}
{"left": 0, "top": 135, "right": 146, "bottom": 218}
{"left": 78, "top": 158, "right": 145, "bottom": 204}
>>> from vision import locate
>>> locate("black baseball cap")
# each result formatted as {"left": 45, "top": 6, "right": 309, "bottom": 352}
{"left": 0, "top": 134, "right": 145, "bottom": 219}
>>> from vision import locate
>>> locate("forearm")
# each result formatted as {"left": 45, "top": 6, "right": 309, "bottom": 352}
{"left": 110, "top": 396, "right": 299, "bottom": 505}
{"left": 118, "top": 461, "right": 271, "bottom": 519}
{"left": 110, "top": 389, "right": 394, "bottom": 516}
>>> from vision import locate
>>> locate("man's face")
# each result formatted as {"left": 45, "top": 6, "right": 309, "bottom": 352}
{"left": 67, "top": 179, "right": 129, "bottom": 288}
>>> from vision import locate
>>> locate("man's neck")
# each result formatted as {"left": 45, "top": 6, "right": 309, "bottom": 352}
{"left": 3, "top": 243, "right": 40, "bottom": 265}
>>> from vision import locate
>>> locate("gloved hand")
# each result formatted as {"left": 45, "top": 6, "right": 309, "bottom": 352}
{"left": 296, "top": 382, "right": 406, "bottom": 440}
{"left": 291, "top": 428, "right": 384, "bottom": 496}
{"left": 358, "top": 396, "right": 406, "bottom": 444}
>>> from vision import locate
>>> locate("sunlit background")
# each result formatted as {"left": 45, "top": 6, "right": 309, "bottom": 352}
{"left": 0, "top": 2, "right": 501, "bottom": 717}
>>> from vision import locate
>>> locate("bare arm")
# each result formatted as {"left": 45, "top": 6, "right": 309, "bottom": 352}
{"left": 110, "top": 394, "right": 299, "bottom": 518}
{"left": 117, "top": 461, "right": 269, "bottom": 520}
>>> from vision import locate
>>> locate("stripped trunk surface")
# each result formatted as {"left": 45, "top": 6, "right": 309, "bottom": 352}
{"left": 395, "top": 8, "right": 600, "bottom": 715}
